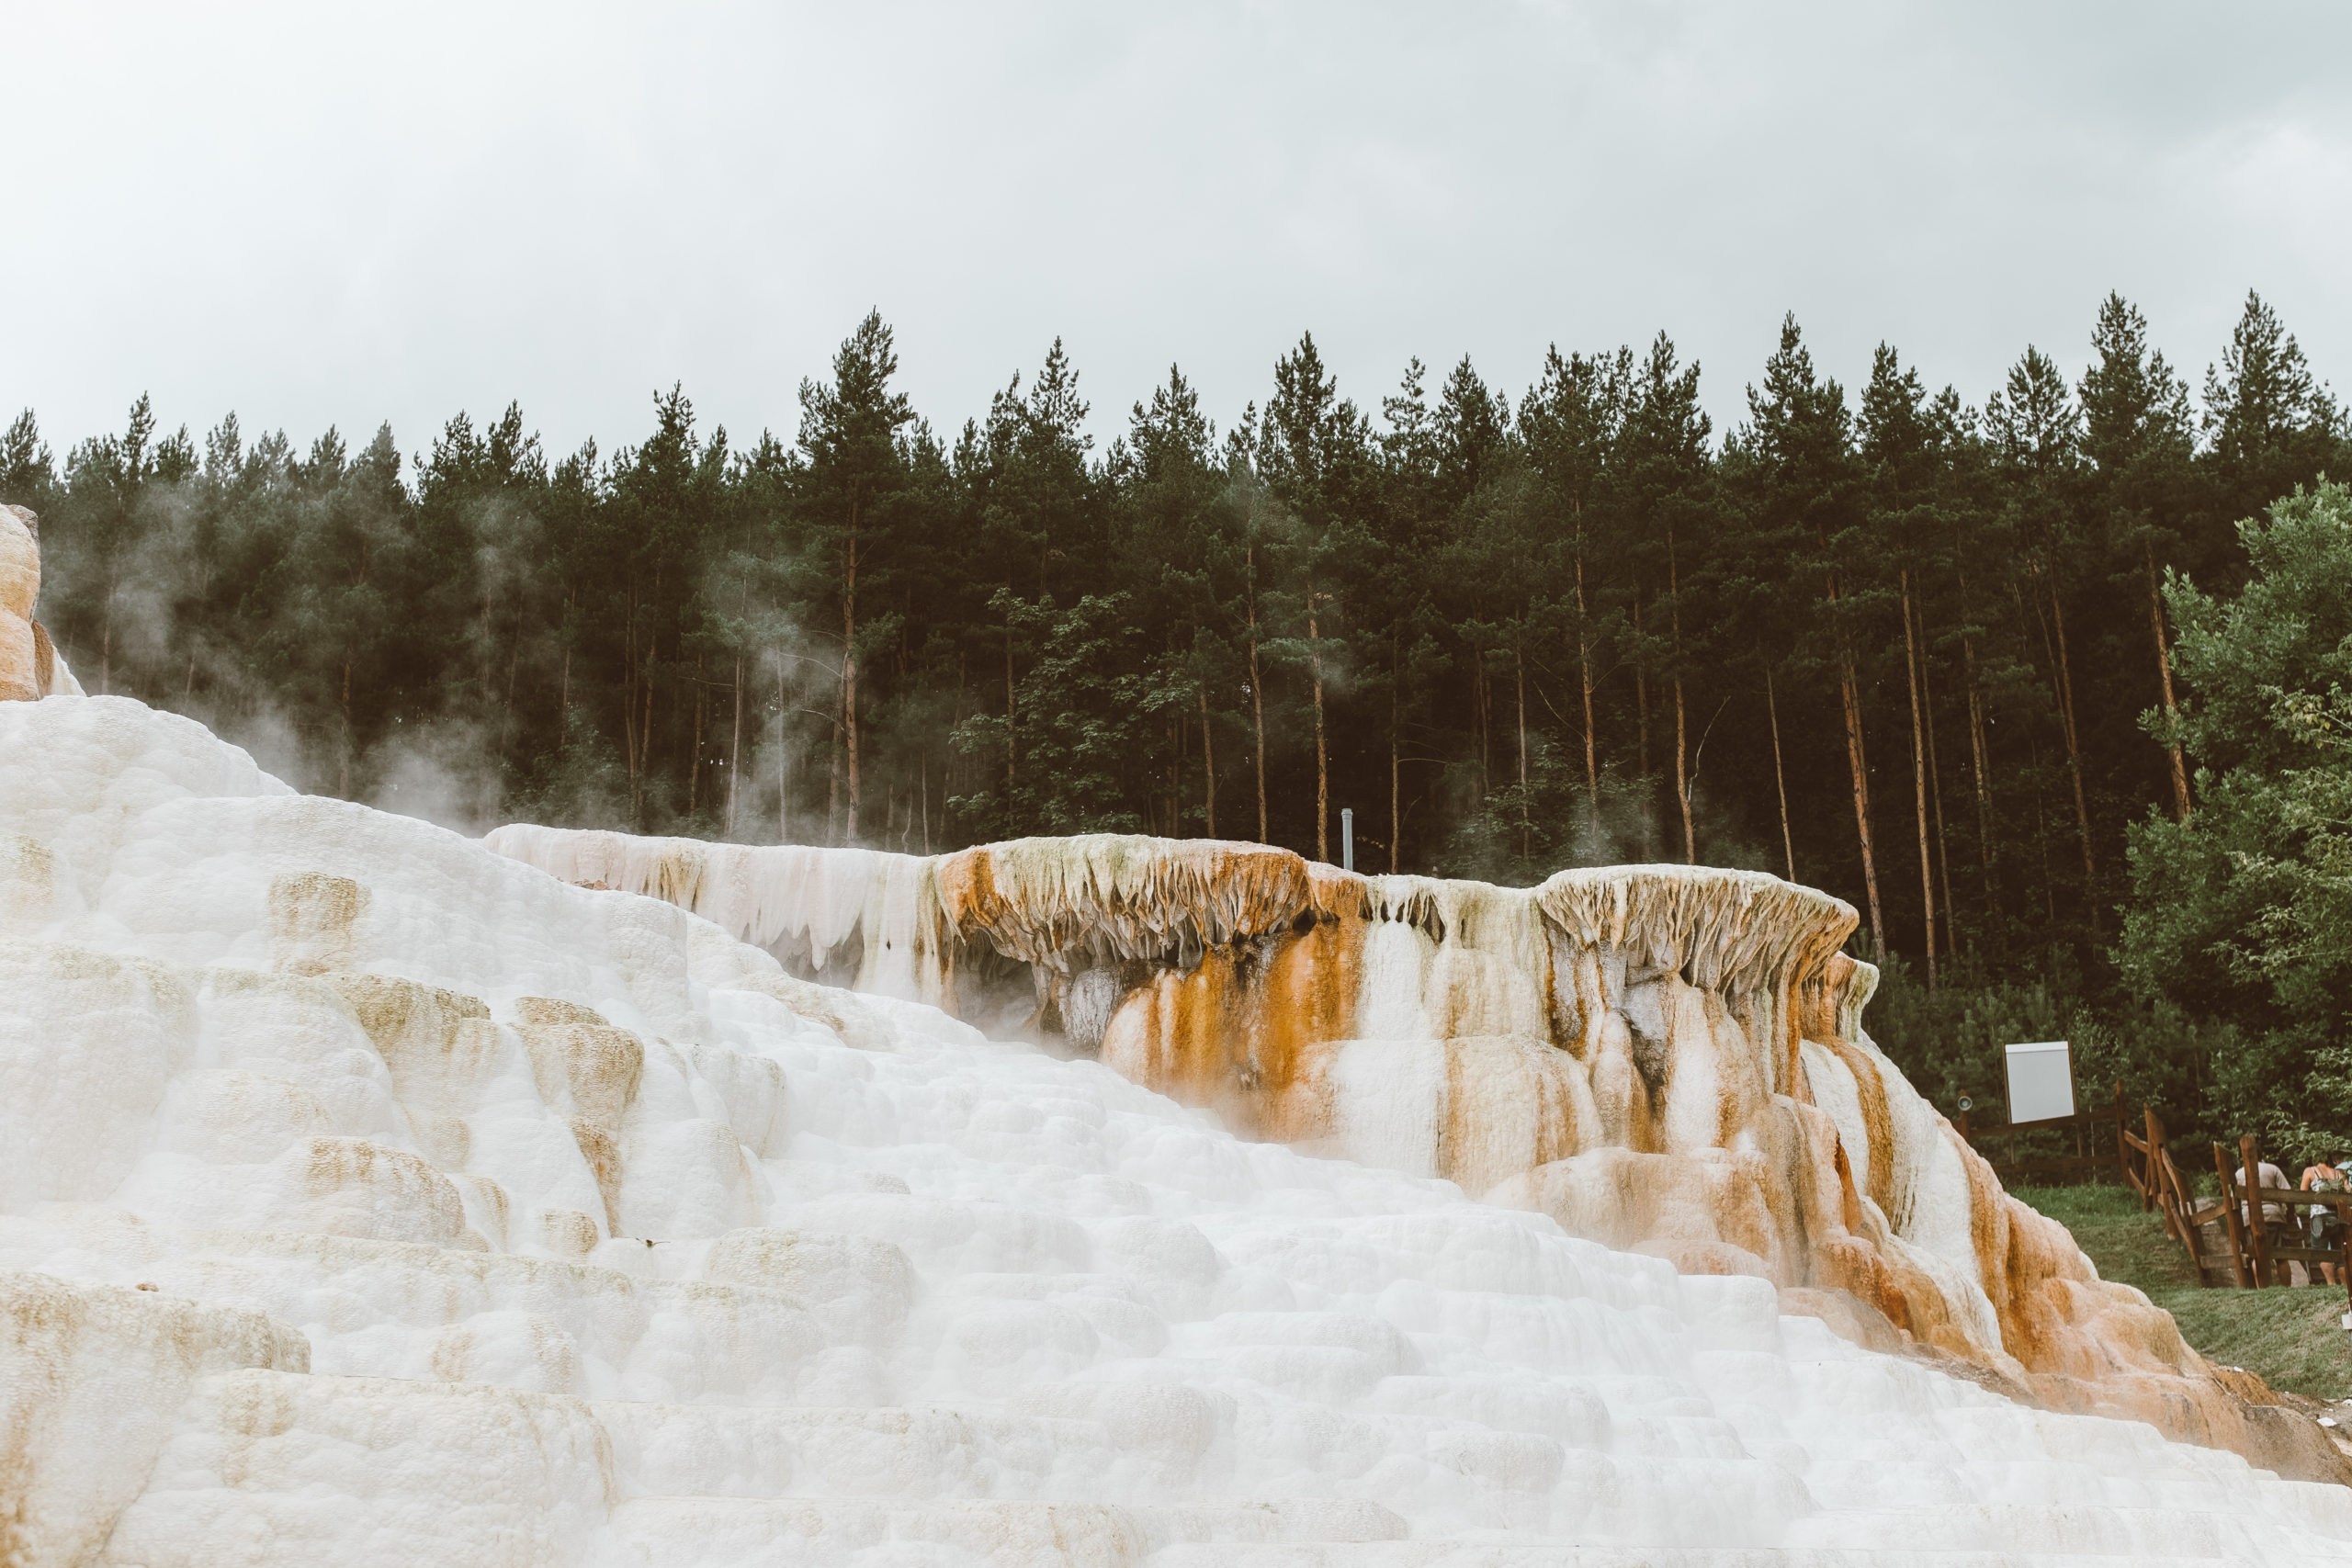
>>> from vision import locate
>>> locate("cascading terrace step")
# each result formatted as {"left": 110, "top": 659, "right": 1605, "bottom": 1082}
{"left": 85, "top": 1363, "right": 2352, "bottom": 1568}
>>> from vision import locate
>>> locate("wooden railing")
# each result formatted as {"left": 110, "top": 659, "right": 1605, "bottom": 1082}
{"left": 1968, "top": 1089, "right": 2350, "bottom": 1303}
{"left": 2122, "top": 1111, "right": 2352, "bottom": 1304}
{"left": 2210, "top": 1133, "right": 2352, "bottom": 1308}
{"left": 2123, "top": 1107, "right": 2244, "bottom": 1287}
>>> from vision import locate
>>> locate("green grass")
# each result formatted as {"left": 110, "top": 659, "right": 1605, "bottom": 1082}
{"left": 2010, "top": 1182, "right": 2352, "bottom": 1401}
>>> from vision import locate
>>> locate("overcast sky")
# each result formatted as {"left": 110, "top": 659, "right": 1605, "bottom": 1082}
{"left": 10, "top": 1, "right": 2348, "bottom": 465}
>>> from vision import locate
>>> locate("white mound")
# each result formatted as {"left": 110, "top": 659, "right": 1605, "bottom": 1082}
{"left": 2, "top": 696, "right": 2347, "bottom": 1567}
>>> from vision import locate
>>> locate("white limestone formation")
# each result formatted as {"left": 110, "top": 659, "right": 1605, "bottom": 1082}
{"left": 3, "top": 698, "right": 2350, "bottom": 1565}
{"left": 486, "top": 826, "right": 2352, "bottom": 1482}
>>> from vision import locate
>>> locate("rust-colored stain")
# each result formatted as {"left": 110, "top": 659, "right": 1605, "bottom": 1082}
{"left": 267, "top": 873, "right": 369, "bottom": 976}
{"left": 511, "top": 997, "right": 642, "bottom": 1236}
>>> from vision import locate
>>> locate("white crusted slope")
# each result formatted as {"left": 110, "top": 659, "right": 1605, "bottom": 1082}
{"left": 4, "top": 696, "right": 2350, "bottom": 1567}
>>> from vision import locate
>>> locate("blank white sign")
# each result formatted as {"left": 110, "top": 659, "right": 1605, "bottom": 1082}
{"left": 2005, "top": 1040, "right": 2075, "bottom": 1124}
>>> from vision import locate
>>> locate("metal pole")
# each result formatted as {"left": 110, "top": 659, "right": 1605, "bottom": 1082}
{"left": 1340, "top": 808, "right": 1353, "bottom": 873}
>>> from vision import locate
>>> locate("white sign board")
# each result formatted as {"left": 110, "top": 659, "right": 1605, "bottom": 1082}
{"left": 2004, "top": 1040, "right": 2075, "bottom": 1124}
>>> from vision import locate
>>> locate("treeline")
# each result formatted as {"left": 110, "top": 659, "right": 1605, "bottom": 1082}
{"left": 4, "top": 294, "right": 2345, "bottom": 1012}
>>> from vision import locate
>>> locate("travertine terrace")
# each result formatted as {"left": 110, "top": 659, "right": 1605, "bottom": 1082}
{"left": 3, "top": 568, "right": 2349, "bottom": 1561}
{"left": 490, "top": 826, "right": 2352, "bottom": 1483}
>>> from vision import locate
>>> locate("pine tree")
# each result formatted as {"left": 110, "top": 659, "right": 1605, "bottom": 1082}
{"left": 1736, "top": 318, "right": 1883, "bottom": 954}
{"left": 2203, "top": 290, "right": 2344, "bottom": 526}
{"left": 2079, "top": 293, "right": 2198, "bottom": 822}
{"left": 793, "top": 314, "right": 914, "bottom": 843}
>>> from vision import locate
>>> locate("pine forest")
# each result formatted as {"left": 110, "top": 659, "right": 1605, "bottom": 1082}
{"left": 8, "top": 290, "right": 2351, "bottom": 1156}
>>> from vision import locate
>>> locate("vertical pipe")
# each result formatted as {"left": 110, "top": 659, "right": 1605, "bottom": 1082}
{"left": 1341, "top": 808, "right": 1353, "bottom": 873}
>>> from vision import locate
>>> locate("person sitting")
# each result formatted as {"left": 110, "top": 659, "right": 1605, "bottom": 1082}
{"left": 2238, "top": 1155, "right": 2291, "bottom": 1281}
{"left": 2241, "top": 1156, "right": 2289, "bottom": 1228}
{"left": 2301, "top": 1156, "right": 2349, "bottom": 1287}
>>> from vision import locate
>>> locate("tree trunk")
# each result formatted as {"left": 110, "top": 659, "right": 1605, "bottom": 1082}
{"left": 622, "top": 583, "right": 639, "bottom": 798}
{"left": 1633, "top": 592, "right": 1649, "bottom": 788}
{"left": 636, "top": 648, "right": 654, "bottom": 822}
{"left": 1248, "top": 551, "right": 1267, "bottom": 843}
{"left": 1311, "top": 599, "right": 1329, "bottom": 863}
{"left": 1475, "top": 653, "right": 1489, "bottom": 804}
{"left": 1669, "top": 523, "right": 1692, "bottom": 863}
{"left": 1766, "top": 663, "right": 1794, "bottom": 882}
{"left": 727, "top": 656, "right": 743, "bottom": 839}
{"left": 1004, "top": 616, "right": 1017, "bottom": 802}
{"left": 2054, "top": 609, "right": 2098, "bottom": 926}
{"left": 1673, "top": 678, "right": 1693, "bottom": 864}
{"left": 777, "top": 660, "right": 789, "bottom": 844}
{"left": 2032, "top": 544, "right": 2098, "bottom": 930}
{"left": 1516, "top": 644, "right": 1531, "bottom": 863}
{"left": 1901, "top": 569, "right": 1937, "bottom": 990}
{"left": 339, "top": 656, "right": 352, "bottom": 798}
{"left": 500, "top": 632, "right": 520, "bottom": 760}
{"left": 827, "top": 718, "right": 841, "bottom": 847}
{"left": 1574, "top": 551, "right": 1600, "bottom": 835}
{"left": 1389, "top": 649, "right": 1401, "bottom": 874}
{"left": 1170, "top": 684, "right": 1182, "bottom": 838}
{"left": 2028, "top": 732, "right": 2057, "bottom": 928}
{"left": 2146, "top": 543, "right": 2191, "bottom": 822}
{"left": 1925, "top": 654, "right": 1959, "bottom": 955}
{"left": 689, "top": 650, "right": 706, "bottom": 817}
{"left": 1957, "top": 567, "right": 1996, "bottom": 904}
{"left": 1250, "top": 628, "right": 1268, "bottom": 844}
{"left": 843, "top": 502, "right": 861, "bottom": 843}
{"left": 1839, "top": 646, "right": 1886, "bottom": 960}
{"left": 1822, "top": 552, "right": 1885, "bottom": 959}
{"left": 1964, "top": 634, "right": 1995, "bottom": 896}
{"left": 1199, "top": 688, "right": 1216, "bottom": 838}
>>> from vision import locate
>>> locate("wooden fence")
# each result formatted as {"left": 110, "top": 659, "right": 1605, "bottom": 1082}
{"left": 1957, "top": 1086, "right": 2351, "bottom": 1304}
{"left": 2120, "top": 1111, "right": 2352, "bottom": 1307}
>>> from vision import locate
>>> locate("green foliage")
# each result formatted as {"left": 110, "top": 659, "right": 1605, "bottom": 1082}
{"left": 8, "top": 297, "right": 2351, "bottom": 1178}
{"left": 2124, "top": 482, "right": 2352, "bottom": 1165}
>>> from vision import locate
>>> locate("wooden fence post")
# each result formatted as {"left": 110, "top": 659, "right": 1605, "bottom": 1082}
{"left": 2213, "top": 1142, "right": 2253, "bottom": 1289}
{"left": 2157, "top": 1128, "right": 2211, "bottom": 1287}
{"left": 2240, "top": 1134, "right": 2272, "bottom": 1288}
{"left": 2340, "top": 1194, "right": 2352, "bottom": 1317}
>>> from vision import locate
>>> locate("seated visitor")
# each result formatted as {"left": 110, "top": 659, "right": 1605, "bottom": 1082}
{"left": 2301, "top": 1156, "right": 2349, "bottom": 1287}
{"left": 2241, "top": 1156, "right": 2289, "bottom": 1230}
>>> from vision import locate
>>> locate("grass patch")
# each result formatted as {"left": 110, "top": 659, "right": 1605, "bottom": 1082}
{"left": 2010, "top": 1182, "right": 2352, "bottom": 1401}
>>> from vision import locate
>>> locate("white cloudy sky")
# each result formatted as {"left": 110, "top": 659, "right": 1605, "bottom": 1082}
{"left": 9, "top": 1, "right": 2348, "bottom": 459}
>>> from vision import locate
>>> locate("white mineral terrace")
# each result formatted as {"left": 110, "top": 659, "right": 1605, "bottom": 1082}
{"left": 5, "top": 694, "right": 2351, "bottom": 1566}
